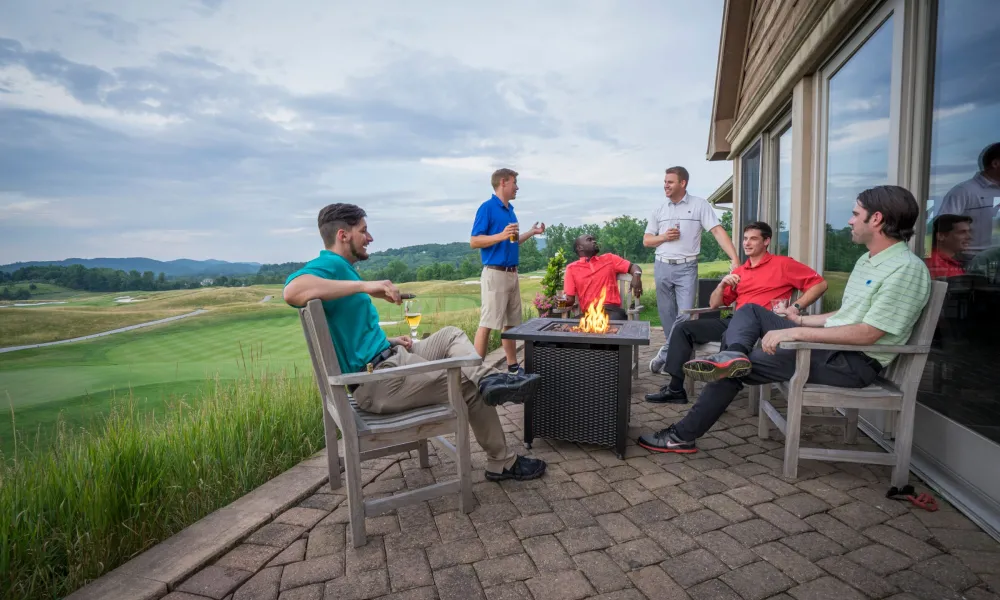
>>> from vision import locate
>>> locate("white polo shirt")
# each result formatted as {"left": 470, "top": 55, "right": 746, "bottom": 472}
{"left": 644, "top": 194, "right": 721, "bottom": 260}
{"left": 937, "top": 172, "right": 1000, "bottom": 254}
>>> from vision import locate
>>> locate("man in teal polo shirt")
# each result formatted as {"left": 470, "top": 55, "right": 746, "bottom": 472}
{"left": 638, "top": 185, "right": 931, "bottom": 454}
{"left": 284, "top": 203, "right": 547, "bottom": 481}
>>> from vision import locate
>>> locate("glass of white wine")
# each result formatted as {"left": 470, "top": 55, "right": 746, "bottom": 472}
{"left": 404, "top": 299, "right": 422, "bottom": 341}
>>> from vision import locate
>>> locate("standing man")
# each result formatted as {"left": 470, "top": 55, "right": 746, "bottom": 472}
{"left": 470, "top": 168, "right": 545, "bottom": 372}
{"left": 936, "top": 142, "right": 999, "bottom": 257}
{"left": 645, "top": 166, "right": 740, "bottom": 375}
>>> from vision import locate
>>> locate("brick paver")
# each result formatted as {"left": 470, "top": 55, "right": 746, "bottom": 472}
{"left": 170, "top": 333, "right": 1000, "bottom": 599}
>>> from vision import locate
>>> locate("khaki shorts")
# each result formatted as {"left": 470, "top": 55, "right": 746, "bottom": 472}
{"left": 479, "top": 267, "right": 522, "bottom": 329}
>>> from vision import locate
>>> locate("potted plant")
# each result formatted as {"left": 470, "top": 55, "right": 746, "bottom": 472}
{"left": 533, "top": 249, "right": 567, "bottom": 318}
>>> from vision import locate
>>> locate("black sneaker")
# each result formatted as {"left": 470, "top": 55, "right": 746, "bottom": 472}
{"left": 479, "top": 373, "right": 541, "bottom": 407}
{"left": 644, "top": 386, "right": 688, "bottom": 404}
{"left": 507, "top": 364, "right": 526, "bottom": 376}
{"left": 485, "top": 455, "right": 547, "bottom": 481}
{"left": 637, "top": 425, "right": 697, "bottom": 454}
{"left": 683, "top": 350, "right": 751, "bottom": 382}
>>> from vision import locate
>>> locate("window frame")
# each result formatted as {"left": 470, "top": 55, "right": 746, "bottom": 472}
{"left": 765, "top": 112, "right": 793, "bottom": 255}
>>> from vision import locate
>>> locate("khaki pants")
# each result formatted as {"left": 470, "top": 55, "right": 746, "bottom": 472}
{"left": 353, "top": 326, "right": 515, "bottom": 473}
{"left": 480, "top": 267, "right": 522, "bottom": 329}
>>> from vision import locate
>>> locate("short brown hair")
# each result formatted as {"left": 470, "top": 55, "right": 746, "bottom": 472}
{"left": 931, "top": 214, "right": 973, "bottom": 249}
{"left": 318, "top": 203, "right": 366, "bottom": 248}
{"left": 743, "top": 221, "right": 773, "bottom": 240}
{"left": 491, "top": 168, "right": 518, "bottom": 190}
{"left": 665, "top": 166, "right": 689, "bottom": 183}
{"left": 856, "top": 185, "right": 919, "bottom": 242}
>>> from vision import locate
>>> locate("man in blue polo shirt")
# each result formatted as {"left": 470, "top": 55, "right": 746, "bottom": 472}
{"left": 284, "top": 203, "right": 547, "bottom": 482}
{"left": 470, "top": 168, "right": 544, "bottom": 371}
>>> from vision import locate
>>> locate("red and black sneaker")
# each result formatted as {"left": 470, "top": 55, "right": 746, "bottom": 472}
{"left": 683, "top": 350, "right": 751, "bottom": 382}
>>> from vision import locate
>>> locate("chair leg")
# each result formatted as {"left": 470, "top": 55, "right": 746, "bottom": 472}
{"left": 448, "top": 370, "right": 474, "bottom": 514}
{"left": 323, "top": 409, "right": 342, "bottom": 490}
{"left": 750, "top": 384, "right": 767, "bottom": 417}
{"left": 342, "top": 438, "right": 367, "bottom": 547}
{"left": 891, "top": 395, "right": 917, "bottom": 488}
{"left": 418, "top": 438, "right": 430, "bottom": 468}
{"left": 783, "top": 388, "right": 803, "bottom": 479}
{"left": 845, "top": 409, "right": 859, "bottom": 444}
{"left": 758, "top": 398, "right": 770, "bottom": 440}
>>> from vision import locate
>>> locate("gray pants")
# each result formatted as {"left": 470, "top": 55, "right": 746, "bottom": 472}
{"left": 653, "top": 260, "right": 698, "bottom": 353}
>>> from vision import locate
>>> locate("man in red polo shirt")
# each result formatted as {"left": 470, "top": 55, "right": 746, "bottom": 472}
{"left": 644, "top": 221, "right": 827, "bottom": 404}
{"left": 925, "top": 214, "right": 972, "bottom": 279}
{"left": 563, "top": 234, "right": 643, "bottom": 320}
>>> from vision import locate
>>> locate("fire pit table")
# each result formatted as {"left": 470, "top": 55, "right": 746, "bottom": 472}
{"left": 502, "top": 318, "right": 650, "bottom": 459}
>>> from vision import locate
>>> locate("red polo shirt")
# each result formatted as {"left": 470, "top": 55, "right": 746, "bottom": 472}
{"left": 721, "top": 253, "right": 825, "bottom": 309}
{"left": 564, "top": 253, "right": 632, "bottom": 310}
{"left": 924, "top": 251, "right": 965, "bottom": 279}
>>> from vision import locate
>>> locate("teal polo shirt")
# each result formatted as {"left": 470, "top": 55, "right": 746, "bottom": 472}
{"left": 285, "top": 250, "right": 390, "bottom": 374}
{"left": 825, "top": 242, "right": 931, "bottom": 366}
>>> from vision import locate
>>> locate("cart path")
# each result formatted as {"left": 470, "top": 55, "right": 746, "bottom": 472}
{"left": 0, "top": 309, "right": 209, "bottom": 354}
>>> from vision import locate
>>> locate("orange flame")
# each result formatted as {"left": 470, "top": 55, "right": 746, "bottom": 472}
{"left": 573, "top": 287, "right": 610, "bottom": 333}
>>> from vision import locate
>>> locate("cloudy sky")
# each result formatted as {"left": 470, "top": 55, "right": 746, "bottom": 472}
{"left": 0, "top": 0, "right": 731, "bottom": 264}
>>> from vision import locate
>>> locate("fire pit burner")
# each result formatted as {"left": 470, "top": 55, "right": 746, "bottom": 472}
{"left": 542, "top": 322, "right": 622, "bottom": 334}
{"left": 502, "top": 317, "right": 650, "bottom": 458}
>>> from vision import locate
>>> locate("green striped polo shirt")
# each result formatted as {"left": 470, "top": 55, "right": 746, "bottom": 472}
{"left": 825, "top": 242, "right": 931, "bottom": 367}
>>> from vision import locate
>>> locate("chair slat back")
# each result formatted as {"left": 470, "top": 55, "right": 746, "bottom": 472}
{"left": 617, "top": 273, "right": 632, "bottom": 310}
{"left": 883, "top": 280, "right": 948, "bottom": 387}
{"left": 299, "top": 299, "right": 360, "bottom": 438}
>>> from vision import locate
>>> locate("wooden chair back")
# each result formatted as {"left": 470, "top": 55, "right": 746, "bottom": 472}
{"left": 882, "top": 280, "right": 948, "bottom": 388}
{"left": 299, "top": 300, "right": 360, "bottom": 440}
{"left": 617, "top": 273, "right": 636, "bottom": 315}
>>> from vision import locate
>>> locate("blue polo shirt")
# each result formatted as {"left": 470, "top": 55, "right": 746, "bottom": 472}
{"left": 284, "top": 250, "right": 390, "bottom": 374}
{"left": 471, "top": 194, "right": 519, "bottom": 267}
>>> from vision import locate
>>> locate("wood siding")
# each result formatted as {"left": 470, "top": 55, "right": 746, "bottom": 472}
{"left": 737, "top": 0, "right": 815, "bottom": 121}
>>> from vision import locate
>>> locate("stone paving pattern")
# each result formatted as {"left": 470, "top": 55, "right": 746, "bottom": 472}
{"left": 165, "top": 331, "right": 1000, "bottom": 600}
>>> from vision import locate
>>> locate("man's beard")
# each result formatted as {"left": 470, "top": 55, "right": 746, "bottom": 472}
{"left": 349, "top": 239, "right": 368, "bottom": 261}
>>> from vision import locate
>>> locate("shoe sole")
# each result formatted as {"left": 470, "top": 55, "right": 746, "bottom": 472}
{"left": 644, "top": 396, "right": 689, "bottom": 405}
{"left": 649, "top": 358, "right": 668, "bottom": 375}
{"left": 637, "top": 439, "right": 697, "bottom": 454}
{"left": 484, "top": 464, "right": 547, "bottom": 482}
{"left": 482, "top": 376, "right": 541, "bottom": 407}
{"left": 683, "top": 357, "right": 751, "bottom": 382}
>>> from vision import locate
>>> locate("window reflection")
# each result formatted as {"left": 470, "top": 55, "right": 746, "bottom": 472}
{"left": 776, "top": 127, "right": 792, "bottom": 256}
{"left": 919, "top": 0, "right": 1000, "bottom": 443}
{"left": 822, "top": 16, "right": 894, "bottom": 311}
{"left": 741, "top": 141, "right": 761, "bottom": 261}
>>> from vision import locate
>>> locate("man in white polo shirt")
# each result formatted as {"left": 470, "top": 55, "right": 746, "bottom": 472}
{"left": 644, "top": 166, "right": 740, "bottom": 374}
{"left": 936, "top": 142, "right": 999, "bottom": 257}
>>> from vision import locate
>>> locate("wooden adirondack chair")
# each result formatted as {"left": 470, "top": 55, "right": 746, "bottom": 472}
{"left": 299, "top": 300, "right": 478, "bottom": 547}
{"left": 759, "top": 281, "right": 947, "bottom": 486}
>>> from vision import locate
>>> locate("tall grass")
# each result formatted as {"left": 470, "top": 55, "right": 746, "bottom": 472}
{"left": 0, "top": 365, "right": 324, "bottom": 600}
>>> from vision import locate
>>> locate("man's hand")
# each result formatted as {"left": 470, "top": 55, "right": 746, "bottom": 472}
{"left": 774, "top": 304, "right": 800, "bottom": 319}
{"left": 362, "top": 280, "right": 402, "bottom": 304}
{"left": 720, "top": 273, "right": 740, "bottom": 288}
{"left": 630, "top": 277, "right": 642, "bottom": 298}
{"left": 531, "top": 222, "right": 545, "bottom": 235}
{"left": 664, "top": 229, "right": 681, "bottom": 242}
{"left": 762, "top": 327, "right": 801, "bottom": 354}
{"left": 389, "top": 335, "right": 413, "bottom": 351}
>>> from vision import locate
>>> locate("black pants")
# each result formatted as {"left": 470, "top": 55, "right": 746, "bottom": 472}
{"left": 604, "top": 304, "right": 628, "bottom": 321}
{"left": 672, "top": 304, "right": 882, "bottom": 441}
{"left": 664, "top": 316, "right": 731, "bottom": 382}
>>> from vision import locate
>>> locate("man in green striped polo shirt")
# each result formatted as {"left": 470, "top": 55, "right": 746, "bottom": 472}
{"left": 638, "top": 185, "right": 931, "bottom": 454}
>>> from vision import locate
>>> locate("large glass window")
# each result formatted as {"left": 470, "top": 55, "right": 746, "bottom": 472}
{"left": 918, "top": 0, "right": 1000, "bottom": 443}
{"left": 776, "top": 126, "right": 792, "bottom": 255}
{"left": 821, "top": 16, "right": 895, "bottom": 311}
{"left": 740, "top": 141, "right": 762, "bottom": 259}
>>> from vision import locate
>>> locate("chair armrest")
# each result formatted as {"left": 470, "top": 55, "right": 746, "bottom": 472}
{"left": 778, "top": 341, "right": 929, "bottom": 354}
{"left": 330, "top": 355, "right": 483, "bottom": 385}
{"left": 682, "top": 306, "right": 727, "bottom": 317}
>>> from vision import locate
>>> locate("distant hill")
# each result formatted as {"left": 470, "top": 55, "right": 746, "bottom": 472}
{"left": 360, "top": 242, "right": 478, "bottom": 271}
{"left": 0, "top": 258, "right": 261, "bottom": 278}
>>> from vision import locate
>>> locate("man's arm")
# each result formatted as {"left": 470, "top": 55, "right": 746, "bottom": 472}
{"left": 471, "top": 232, "right": 506, "bottom": 249}
{"left": 709, "top": 225, "right": 740, "bottom": 269}
{"left": 283, "top": 274, "right": 400, "bottom": 307}
{"left": 709, "top": 273, "right": 739, "bottom": 308}
{"left": 761, "top": 322, "right": 884, "bottom": 354}
{"left": 789, "top": 280, "right": 828, "bottom": 313}
{"left": 627, "top": 263, "right": 643, "bottom": 296}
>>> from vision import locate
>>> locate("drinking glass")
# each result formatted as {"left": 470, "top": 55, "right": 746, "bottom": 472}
{"left": 770, "top": 298, "right": 788, "bottom": 313}
{"left": 509, "top": 222, "right": 518, "bottom": 243}
{"left": 404, "top": 299, "right": 422, "bottom": 340}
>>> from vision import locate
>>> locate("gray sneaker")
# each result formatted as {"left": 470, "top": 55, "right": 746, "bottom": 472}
{"left": 683, "top": 351, "right": 751, "bottom": 382}
{"left": 649, "top": 346, "right": 669, "bottom": 375}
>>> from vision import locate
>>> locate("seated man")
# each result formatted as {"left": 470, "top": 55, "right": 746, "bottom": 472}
{"left": 284, "top": 203, "right": 547, "bottom": 482}
{"left": 639, "top": 185, "right": 931, "bottom": 454}
{"left": 563, "top": 234, "right": 643, "bottom": 320}
{"left": 925, "top": 214, "right": 972, "bottom": 279}
{"left": 644, "top": 221, "right": 827, "bottom": 404}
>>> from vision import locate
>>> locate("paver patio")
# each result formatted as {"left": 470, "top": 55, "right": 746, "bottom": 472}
{"left": 163, "top": 330, "right": 1000, "bottom": 600}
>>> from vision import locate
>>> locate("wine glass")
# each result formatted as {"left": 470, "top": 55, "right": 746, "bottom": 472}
{"left": 404, "top": 299, "right": 422, "bottom": 340}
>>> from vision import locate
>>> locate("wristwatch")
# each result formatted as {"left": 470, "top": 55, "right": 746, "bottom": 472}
{"left": 792, "top": 303, "right": 801, "bottom": 311}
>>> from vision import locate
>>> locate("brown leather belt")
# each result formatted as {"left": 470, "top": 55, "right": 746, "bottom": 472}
{"left": 485, "top": 265, "right": 517, "bottom": 273}
{"left": 347, "top": 347, "right": 394, "bottom": 394}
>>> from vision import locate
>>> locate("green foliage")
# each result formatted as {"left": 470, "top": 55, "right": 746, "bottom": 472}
{"left": 540, "top": 249, "right": 567, "bottom": 298}
{"left": 0, "top": 367, "right": 325, "bottom": 600}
